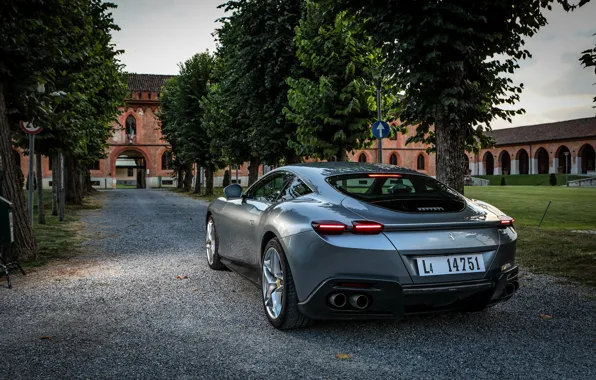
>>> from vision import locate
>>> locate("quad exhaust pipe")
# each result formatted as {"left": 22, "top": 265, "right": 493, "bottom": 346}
{"left": 504, "top": 281, "right": 519, "bottom": 296}
{"left": 349, "top": 294, "right": 370, "bottom": 310}
{"left": 328, "top": 293, "right": 371, "bottom": 309}
{"left": 328, "top": 293, "right": 347, "bottom": 308}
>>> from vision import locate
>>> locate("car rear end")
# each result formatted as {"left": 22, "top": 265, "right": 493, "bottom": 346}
{"left": 292, "top": 170, "right": 518, "bottom": 320}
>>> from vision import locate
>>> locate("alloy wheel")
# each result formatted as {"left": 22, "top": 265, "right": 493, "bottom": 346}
{"left": 262, "top": 247, "right": 284, "bottom": 319}
{"left": 206, "top": 220, "right": 215, "bottom": 265}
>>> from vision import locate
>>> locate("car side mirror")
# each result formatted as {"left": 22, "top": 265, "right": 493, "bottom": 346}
{"left": 224, "top": 184, "right": 243, "bottom": 199}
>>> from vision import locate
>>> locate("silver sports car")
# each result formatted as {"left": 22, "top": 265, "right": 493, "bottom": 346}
{"left": 205, "top": 162, "right": 518, "bottom": 329}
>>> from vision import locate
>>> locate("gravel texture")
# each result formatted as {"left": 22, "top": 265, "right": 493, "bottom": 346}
{"left": 1, "top": 189, "right": 595, "bottom": 380}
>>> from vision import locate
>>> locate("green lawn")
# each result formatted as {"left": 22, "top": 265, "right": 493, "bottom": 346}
{"left": 474, "top": 174, "right": 590, "bottom": 186}
{"left": 465, "top": 186, "right": 596, "bottom": 285}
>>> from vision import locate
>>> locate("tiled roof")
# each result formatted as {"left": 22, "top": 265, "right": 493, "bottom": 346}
{"left": 125, "top": 73, "right": 175, "bottom": 92}
{"left": 488, "top": 117, "right": 596, "bottom": 145}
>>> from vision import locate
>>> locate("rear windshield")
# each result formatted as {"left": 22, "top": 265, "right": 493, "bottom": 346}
{"left": 327, "top": 173, "right": 466, "bottom": 213}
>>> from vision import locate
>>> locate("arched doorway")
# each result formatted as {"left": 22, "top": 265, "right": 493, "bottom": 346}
{"left": 389, "top": 153, "right": 398, "bottom": 165}
{"left": 556, "top": 145, "right": 571, "bottom": 174}
{"left": 499, "top": 151, "right": 511, "bottom": 175}
{"left": 115, "top": 150, "right": 147, "bottom": 188}
{"left": 483, "top": 152, "right": 494, "bottom": 175}
{"left": 578, "top": 144, "right": 595, "bottom": 174}
{"left": 535, "top": 148, "right": 549, "bottom": 174}
{"left": 358, "top": 153, "right": 367, "bottom": 163}
{"left": 516, "top": 149, "right": 529, "bottom": 175}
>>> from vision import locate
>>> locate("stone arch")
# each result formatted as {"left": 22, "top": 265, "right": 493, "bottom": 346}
{"left": 483, "top": 152, "right": 494, "bottom": 175}
{"left": 535, "top": 147, "right": 549, "bottom": 174}
{"left": 357, "top": 152, "right": 368, "bottom": 163}
{"left": 555, "top": 145, "right": 571, "bottom": 174}
{"left": 516, "top": 149, "right": 529, "bottom": 175}
{"left": 578, "top": 143, "right": 595, "bottom": 174}
{"left": 110, "top": 146, "right": 152, "bottom": 184}
{"left": 499, "top": 150, "right": 511, "bottom": 175}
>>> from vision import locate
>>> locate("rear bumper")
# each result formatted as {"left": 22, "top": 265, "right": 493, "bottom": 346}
{"left": 297, "top": 266, "right": 519, "bottom": 320}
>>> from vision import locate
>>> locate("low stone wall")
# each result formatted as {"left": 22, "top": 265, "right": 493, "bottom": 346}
{"left": 568, "top": 177, "right": 596, "bottom": 187}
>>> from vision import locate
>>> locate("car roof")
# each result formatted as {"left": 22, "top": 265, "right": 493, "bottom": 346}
{"left": 284, "top": 162, "right": 422, "bottom": 177}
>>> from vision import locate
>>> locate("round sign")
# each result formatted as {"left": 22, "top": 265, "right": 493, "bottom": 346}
{"left": 372, "top": 121, "right": 390, "bottom": 139}
{"left": 19, "top": 120, "right": 43, "bottom": 135}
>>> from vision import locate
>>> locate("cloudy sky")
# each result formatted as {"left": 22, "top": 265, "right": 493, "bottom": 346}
{"left": 110, "top": 0, "right": 596, "bottom": 130}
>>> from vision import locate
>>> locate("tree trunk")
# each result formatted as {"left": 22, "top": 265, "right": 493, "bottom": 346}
{"left": 0, "top": 84, "right": 36, "bottom": 261}
{"left": 176, "top": 167, "right": 183, "bottom": 189}
{"left": 51, "top": 155, "right": 58, "bottom": 216}
{"left": 84, "top": 169, "right": 95, "bottom": 193}
{"left": 435, "top": 118, "right": 465, "bottom": 194}
{"left": 337, "top": 147, "right": 347, "bottom": 161}
{"left": 183, "top": 164, "right": 193, "bottom": 192}
{"left": 248, "top": 156, "right": 260, "bottom": 186}
{"left": 36, "top": 151, "right": 45, "bottom": 224}
{"left": 193, "top": 162, "right": 201, "bottom": 194}
{"left": 64, "top": 154, "right": 83, "bottom": 205}
{"left": 205, "top": 167, "right": 214, "bottom": 196}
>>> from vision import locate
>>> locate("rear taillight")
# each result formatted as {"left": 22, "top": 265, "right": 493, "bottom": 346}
{"left": 352, "top": 221, "right": 384, "bottom": 234}
{"left": 311, "top": 220, "right": 384, "bottom": 235}
{"left": 311, "top": 221, "right": 347, "bottom": 234}
{"left": 499, "top": 216, "right": 515, "bottom": 227}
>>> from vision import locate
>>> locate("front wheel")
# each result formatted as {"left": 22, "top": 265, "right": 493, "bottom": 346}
{"left": 205, "top": 217, "right": 225, "bottom": 270}
{"left": 261, "top": 238, "right": 312, "bottom": 329}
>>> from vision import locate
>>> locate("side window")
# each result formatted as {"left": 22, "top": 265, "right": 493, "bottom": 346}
{"left": 246, "top": 172, "right": 292, "bottom": 202}
{"left": 280, "top": 177, "right": 312, "bottom": 201}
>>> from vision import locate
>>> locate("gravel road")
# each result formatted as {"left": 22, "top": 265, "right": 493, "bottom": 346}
{"left": 1, "top": 189, "right": 595, "bottom": 380}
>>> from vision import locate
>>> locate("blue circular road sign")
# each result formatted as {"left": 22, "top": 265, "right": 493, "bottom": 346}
{"left": 372, "top": 121, "right": 390, "bottom": 139}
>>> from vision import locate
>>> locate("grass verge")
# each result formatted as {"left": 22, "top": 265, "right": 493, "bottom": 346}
{"left": 170, "top": 187, "right": 224, "bottom": 203}
{"left": 465, "top": 186, "right": 596, "bottom": 286}
{"left": 24, "top": 191, "right": 103, "bottom": 268}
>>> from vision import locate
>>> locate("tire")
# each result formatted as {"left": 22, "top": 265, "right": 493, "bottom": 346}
{"left": 261, "top": 238, "right": 312, "bottom": 330}
{"left": 205, "top": 216, "right": 225, "bottom": 270}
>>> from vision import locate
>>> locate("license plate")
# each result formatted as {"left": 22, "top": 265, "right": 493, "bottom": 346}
{"left": 416, "top": 254, "right": 485, "bottom": 276}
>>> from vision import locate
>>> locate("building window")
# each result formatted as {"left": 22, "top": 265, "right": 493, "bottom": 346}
{"left": 389, "top": 153, "right": 398, "bottom": 165}
{"left": 148, "top": 93, "right": 152, "bottom": 100}
{"left": 138, "top": 92, "right": 142, "bottom": 99}
{"left": 358, "top": 153, "right": 367, "bottom": 163}
{"left": 127, "top": 168, "right": 134, "bottom": 177}
{"left": 161, "top": 151, "right": 173, "bottom": 170}
{"left": 417, "top": 154, "right": 425, "bottom": 170}
{"left": 125, "top": 115, "right": 136, "bottom": 143}
{"left": 48, "top": 156, "right": 53, "bottom": 171}
{"left": 89, "top": 160, "right": 100, "bottom": 171}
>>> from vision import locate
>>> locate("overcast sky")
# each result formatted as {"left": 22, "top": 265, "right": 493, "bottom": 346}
{"left": 110, "top": 0, "right": 596, "bottom": 130}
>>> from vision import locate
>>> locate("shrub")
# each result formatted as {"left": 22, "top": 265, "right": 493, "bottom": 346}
{"left": 500, "top": 176, "right": 506, "bottom": 186}
{"left": 222, "top": 170, "right": 230, "bottom": 187}
{"left": 549, "top": 173, "right": 557, "bottom": 186}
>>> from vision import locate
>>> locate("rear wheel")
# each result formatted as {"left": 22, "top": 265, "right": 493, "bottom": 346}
{"left": 261, "top": 238, "right": 312, "bottom": 329}
{"left": 205, "top": 217, "right": 225, "bottom": 270}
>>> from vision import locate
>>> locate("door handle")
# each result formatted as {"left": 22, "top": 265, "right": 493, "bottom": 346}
{"left": 249, "top": 220, "right": 255, "bottom": 226}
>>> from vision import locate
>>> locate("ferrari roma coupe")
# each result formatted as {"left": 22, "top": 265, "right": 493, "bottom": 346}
{"left": 205, "top": 162, "right": 518, "bottom": 329}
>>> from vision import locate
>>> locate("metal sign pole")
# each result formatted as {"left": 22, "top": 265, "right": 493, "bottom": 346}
{"left": 58, "top": 152, "right": 65, "bottom": 221}
{"left": 27, "top": 134, "right": 35, "bottom": 226}
{"left": 376, "top": 80, "right": 382, "bottom": 164}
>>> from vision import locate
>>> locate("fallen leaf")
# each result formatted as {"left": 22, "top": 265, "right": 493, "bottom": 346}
{"left": 192, "top": 288, "right": 200, "bottom": 291}
{"left": 176, "top": 275, "right": 188, "bottom": 279}
{"left": 540, "top": 314, "right": 553, "bottom": 319}
{"left": 335, "top": 353, "right": 352, "bottom": 359}
{"left": 40, "top": 336, "right": 52, "bottom": 340}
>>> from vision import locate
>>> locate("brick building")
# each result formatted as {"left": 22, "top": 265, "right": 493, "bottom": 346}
{"left": 17, "top": 72, "right": 596, "bottom": 187}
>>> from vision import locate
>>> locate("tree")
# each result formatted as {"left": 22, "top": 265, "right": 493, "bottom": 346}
{"left": 159, "top": 53, "right": 222, "bottom": 194}
{"left": 331, "top": 0, "right": 591, "bottom": 194}
{"left": 0, "top": 0, "right": 125, "bottom": 261}
{"left": 285, "top": 1, "right": 394, "bottom": 161}
{"left": 206, "top": 0, "right": 304, "bottom": 185}
{"left": 580, "top": 37, "right": 596, "bottom": 105}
